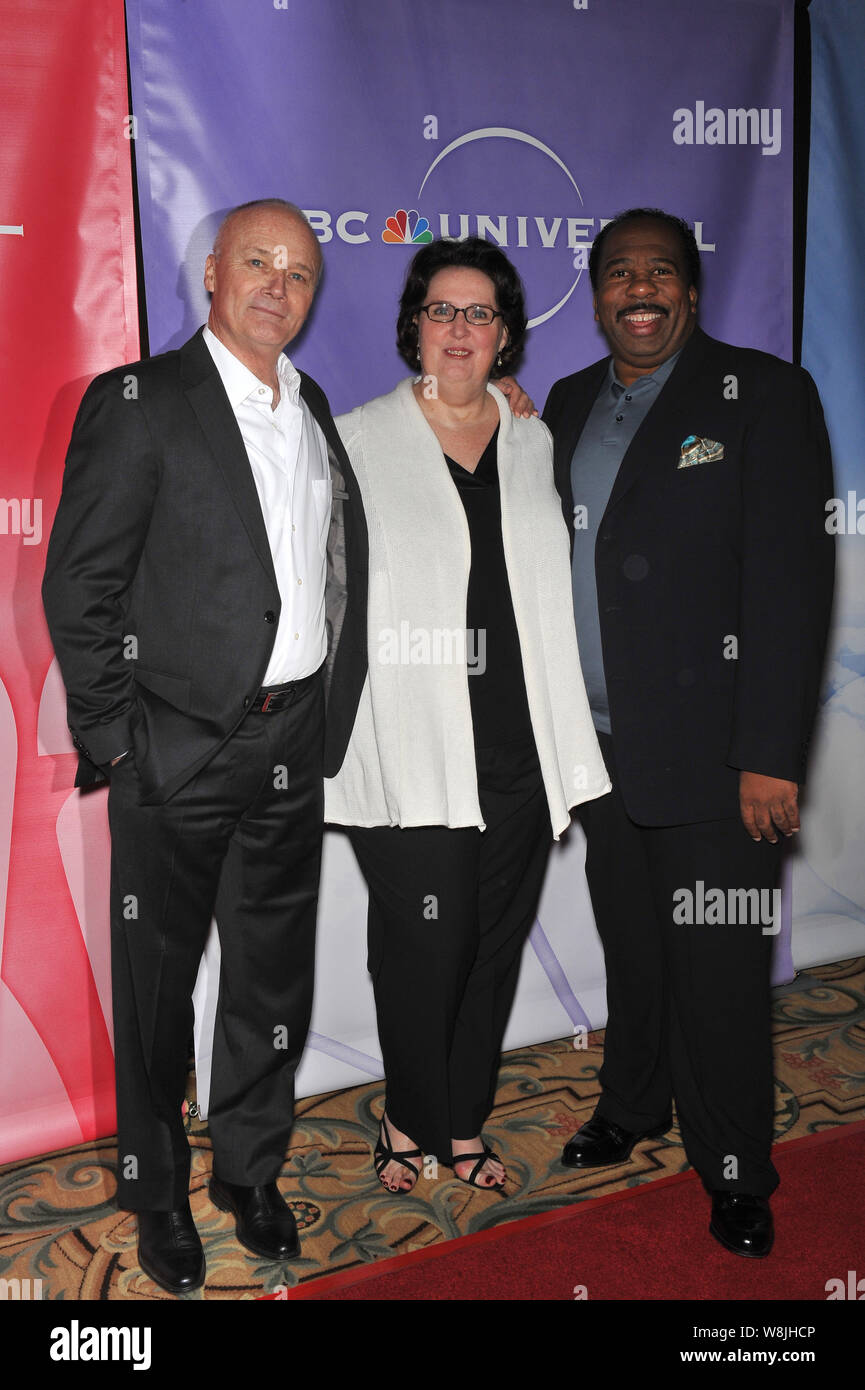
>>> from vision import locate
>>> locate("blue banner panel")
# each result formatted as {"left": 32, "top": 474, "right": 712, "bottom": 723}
{"left": 794, "top": 0, "right": 865, "bottom": 966}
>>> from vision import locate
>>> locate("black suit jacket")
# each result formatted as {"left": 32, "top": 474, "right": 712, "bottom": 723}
{"left": 43, "top": 328, "right": 368, "bottom": 803}
{"left": 543, "top": 328, "right": 835, "bottom": 826}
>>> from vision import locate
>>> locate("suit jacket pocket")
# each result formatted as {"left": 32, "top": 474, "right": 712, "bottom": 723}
{"left": 133, "top": 666, "right": 192, "bottom": 712}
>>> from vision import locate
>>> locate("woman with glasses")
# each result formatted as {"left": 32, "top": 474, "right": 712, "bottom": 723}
{"left": 325, "top": 238, "right": 609, "bottom": 1194}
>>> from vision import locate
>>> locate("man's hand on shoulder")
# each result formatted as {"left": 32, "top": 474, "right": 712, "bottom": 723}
{"left": 496, "top": 375, "right": 538, "bottom": 418}
{"left": 739, "top": 771, "right": 799, "bottom": 843}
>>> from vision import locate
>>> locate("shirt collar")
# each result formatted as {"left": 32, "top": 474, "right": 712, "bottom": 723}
{"left": 203, "top": 324, "right": 302, "bottom": 408}
{"left": 607, "top": 346, "right": 683, "bottom": 397}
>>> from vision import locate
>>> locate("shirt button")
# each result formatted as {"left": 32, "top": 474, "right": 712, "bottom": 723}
{"left": 297, "top": 578, "right": 302, "bottom": 586}
{"left": 294, "top": 632, "right": 299, "bottom": 640}
{"left": 615, "top": 414, "right": 624, "bottom": 423}
{"left": 264, "top": 610, "right": 276, "bottom": 623}
{"left": 292, "top": 524, "right": 296, "bottom": 532}
{"left": 624, "top": 394, "right": 632, "bottom": 402}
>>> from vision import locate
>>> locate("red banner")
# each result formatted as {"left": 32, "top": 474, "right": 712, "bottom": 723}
{"left": 0, "top": 0, "right": 138, "bottom": 1162}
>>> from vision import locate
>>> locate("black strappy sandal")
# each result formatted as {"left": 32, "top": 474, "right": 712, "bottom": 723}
{"left": 374, "top": 1116, "right": 422, "bottom": 1194}
{"left": 449, "top": 1142, "right": 506, "bottom": 1191}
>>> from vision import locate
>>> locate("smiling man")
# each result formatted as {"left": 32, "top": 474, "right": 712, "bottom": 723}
{"left": 42, "top": 199, "right": 368, "bottom": 1293}
{"left": 543, "top": 208, "right": 834, "bottom": 1257}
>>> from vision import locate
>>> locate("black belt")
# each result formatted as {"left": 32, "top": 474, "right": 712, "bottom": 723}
{"left": 249, "top": 669, "right": 321, "bottom": 713}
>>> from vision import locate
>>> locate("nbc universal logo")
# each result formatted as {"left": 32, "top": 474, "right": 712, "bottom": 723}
{"left": 673, "top": 101, "right": 782, "bottom": 156}
{"left": 303, "top": 125, "right": 716, "bottom": 329}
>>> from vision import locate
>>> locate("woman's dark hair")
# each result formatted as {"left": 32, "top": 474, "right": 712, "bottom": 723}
{"left": 588, "top": 208, "right": 701, "bottom": 292}
{"left": 396, "top": 236, "right": 527, "bottom": 375}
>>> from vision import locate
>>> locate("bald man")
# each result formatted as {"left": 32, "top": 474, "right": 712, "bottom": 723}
{"left": 43, "top": 199, "right": 368, "bottom": 1292}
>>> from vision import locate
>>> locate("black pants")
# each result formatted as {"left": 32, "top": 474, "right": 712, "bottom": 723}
{"left": 108, "top": 674, "right": 324, "bottom": 1211}
{"left": 348, "top": 737, "right": 550, "bottom": 1161}
{"left": 577, "top": 732, "right": 783, "bottom": 1196}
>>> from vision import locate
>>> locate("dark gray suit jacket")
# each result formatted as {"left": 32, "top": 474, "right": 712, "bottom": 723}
{"left": 43, "top": 327, "right": 368, "bottom": 803}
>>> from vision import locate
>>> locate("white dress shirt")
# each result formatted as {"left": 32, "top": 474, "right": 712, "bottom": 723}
{"left": 203, "top": 326, "right": 331, "bottom": 683}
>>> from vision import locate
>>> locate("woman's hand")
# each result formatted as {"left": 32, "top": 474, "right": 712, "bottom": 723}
{"left": 496, "top": 375, "right": 538, "bottom": 418}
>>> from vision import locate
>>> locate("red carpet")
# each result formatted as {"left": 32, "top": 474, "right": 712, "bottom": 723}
{"left": 281, "top": 1123, "right": 865, "bottom": 1300}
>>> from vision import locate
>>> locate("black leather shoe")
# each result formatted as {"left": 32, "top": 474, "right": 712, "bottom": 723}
{"left": 710, "top": 1191, "right": 774, "bottom": 1258}
{"left": 209, "top": 1177, "right": 300, "bottom": 1260}
{"left": 137, "top": 1204, "right": 205, "bottom": 1294}
{"left": 561, "top": 1111, "right": 673, "bottom": 1168}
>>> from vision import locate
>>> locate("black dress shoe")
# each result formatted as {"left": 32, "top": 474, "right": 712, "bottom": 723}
{"left": 710, "top": 1191, "right": 774, "bottom": 1258}
{"left": 561, "top": 1111, "right": 673, "bottom": 1168}
{"left": 137, "top": 1204, "right": 205, "bottom": 1294}
{"left": 209, "top": 1176, "right": 300, "bottom": 1260}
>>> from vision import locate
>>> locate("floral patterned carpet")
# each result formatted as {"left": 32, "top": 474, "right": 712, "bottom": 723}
{"left": 2, "top": 957, "right": 863, "bottom": 1300}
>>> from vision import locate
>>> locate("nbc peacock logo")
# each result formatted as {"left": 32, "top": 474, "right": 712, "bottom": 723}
{"left": 382, "top": 208, "right": 433, "bottom": 244}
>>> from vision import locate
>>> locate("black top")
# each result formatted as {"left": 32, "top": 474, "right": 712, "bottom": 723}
{"left": 444, "top": 426, "right": 534, "bottom": 749}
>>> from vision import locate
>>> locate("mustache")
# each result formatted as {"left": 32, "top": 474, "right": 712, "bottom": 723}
{"left": 617, "top": 304, "right": 669, "bottom": 321}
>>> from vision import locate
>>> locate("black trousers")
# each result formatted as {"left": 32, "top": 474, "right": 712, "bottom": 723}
{"left": 577, "top": 732, "right": 783, "bottom": 1196}
{"left": 108, "top": 673, "right": 324, "bottom": 1211}
{"left": 348, "top": 737, "right": 550, "bottom": 1161}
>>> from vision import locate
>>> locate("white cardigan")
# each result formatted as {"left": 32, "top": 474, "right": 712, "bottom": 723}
{"left": 324, "top": 378, "right": 610, "bottom": 837}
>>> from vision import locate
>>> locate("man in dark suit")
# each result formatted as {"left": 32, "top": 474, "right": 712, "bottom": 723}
{"left": 543, "top": 208, "right": 833, "bottom": 1256}
{"left": 42, "top": 199, "right": 367, "bottom": 1293}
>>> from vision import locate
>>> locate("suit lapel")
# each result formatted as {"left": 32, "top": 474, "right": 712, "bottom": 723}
{"left": 299, "top": 373, "right": 353, "bottom": 497}
{"left": 556, "top": 360, "right": 608, "bottom": 496}
{"left": 605, "top": 328, "right": 711, "bottom": 515}
{"left": 181, "top": 330, "right": 277, "bottom": 586}
{"left": 553, "top": 359, "right": 609, "bottom": 533}
{"left": 299, "top": 376, "right": 338, "bottom": 454}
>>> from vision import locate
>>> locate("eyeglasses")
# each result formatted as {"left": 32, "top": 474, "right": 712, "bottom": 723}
{"left": 419, "top": 302, "right": 503, "bottom": 326}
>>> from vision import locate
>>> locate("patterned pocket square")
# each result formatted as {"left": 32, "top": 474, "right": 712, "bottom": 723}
{"left": 678, "top": 435, "right": 724, "bottom": 468}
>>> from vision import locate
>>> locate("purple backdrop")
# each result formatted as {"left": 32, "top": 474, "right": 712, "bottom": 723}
{"left": 127, "top": 0, "right": 794, "bottom": 412}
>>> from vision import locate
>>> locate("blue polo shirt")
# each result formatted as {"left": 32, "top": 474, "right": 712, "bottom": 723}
{"left": 571, "top": 350, "right": 681, "bottom": 733}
